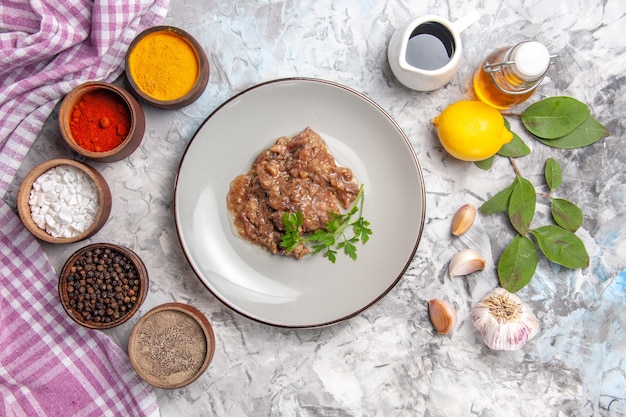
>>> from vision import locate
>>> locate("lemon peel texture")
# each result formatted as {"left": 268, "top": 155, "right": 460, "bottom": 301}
{"left": 432, "top": 100, "right": 513, "bottom": 162}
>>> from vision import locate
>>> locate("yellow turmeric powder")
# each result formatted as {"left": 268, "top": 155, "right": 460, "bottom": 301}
{"left": 128, "top": 30, "right": 199, "bottom": 101}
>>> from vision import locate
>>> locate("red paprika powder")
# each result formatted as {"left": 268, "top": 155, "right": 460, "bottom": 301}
{"left": 69, "top": 90, "right": 131, "bottom": 152}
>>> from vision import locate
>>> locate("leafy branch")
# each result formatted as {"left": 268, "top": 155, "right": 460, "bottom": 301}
{"left": 476, "top": 97, "right": 609, "bottom": 292}
{"left": 280, "top": 184, "right": 372, "bottom": 263}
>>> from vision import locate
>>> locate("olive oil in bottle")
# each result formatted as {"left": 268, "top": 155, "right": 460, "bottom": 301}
{"left": 473, "top": 41, "right": 551, "bottom": 110}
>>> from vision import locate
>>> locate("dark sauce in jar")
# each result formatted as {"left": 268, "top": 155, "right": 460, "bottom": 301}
{"left": 405, "top": 22, "right": 455, "bottom": 70}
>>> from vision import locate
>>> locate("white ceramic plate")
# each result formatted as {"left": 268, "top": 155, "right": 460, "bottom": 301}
{"left": 175, "top": 78, "right": 425, "bottom": 328}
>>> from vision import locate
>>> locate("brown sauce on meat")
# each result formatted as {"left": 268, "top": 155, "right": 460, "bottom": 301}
{"left": 227, "top": 127, "right": 359, "bottom": 258}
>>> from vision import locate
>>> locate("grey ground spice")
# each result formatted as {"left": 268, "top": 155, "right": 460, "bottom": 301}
{"left": 133, "top": 309, "right": 208, "bottom": 386}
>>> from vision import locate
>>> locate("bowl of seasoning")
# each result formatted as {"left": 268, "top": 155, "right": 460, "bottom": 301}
{"left": 125, "top": 26, "right": 210, "bottom": 109}
{"left": 128, "top": 303, "right": 215, "bottom": 389}
{"left": 59, "top": 81, "right": 146, "bottom": 162}
{"left": 59, "top": 243, "right": 149, "bottom": 329}
{"left": 17, "top": 158, "right": 112, "bottom": 244}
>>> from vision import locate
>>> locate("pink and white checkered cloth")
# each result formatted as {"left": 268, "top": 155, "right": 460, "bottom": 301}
{"left": 0, "top": 1, "right": 169, "bottom": 416}
{"left": 0, "top": 205, "right": 159, "bottom": 417}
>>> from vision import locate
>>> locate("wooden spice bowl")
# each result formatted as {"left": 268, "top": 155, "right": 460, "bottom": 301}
{"left": 125, "top": 26, "right": 210, "bottom": 109}
{"left": 128, "top": 303, "right": 216, "bottom": 389}
{"left": 59, "top": 81, "right": 146, "bottom": 162}
{"left": 59, "top": 243, "right": 149, "bottom": 329}
{"left": 17, "top": 158, "right": 112, "bottom": 244}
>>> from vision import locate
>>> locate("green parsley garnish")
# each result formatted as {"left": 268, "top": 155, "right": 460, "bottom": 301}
{"left": 280, "top": 185, "right": 372, "bottom": 263}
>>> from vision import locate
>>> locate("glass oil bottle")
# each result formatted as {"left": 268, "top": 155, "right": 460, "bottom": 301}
{"left": 473, "top": 41, "right": 552, "bottom": 110}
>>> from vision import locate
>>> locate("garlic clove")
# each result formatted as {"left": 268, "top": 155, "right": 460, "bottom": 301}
{"left": 471, "top": 287, "right": 539, "bottom": 350}
{"left": 451, "top": 203, "right": 476, "bottom": 236}
{"left": 449, "top": 248, "right": 486, "bottom": 277}
{"left": 428, "top": 299, "right": 458, "bottom": 334}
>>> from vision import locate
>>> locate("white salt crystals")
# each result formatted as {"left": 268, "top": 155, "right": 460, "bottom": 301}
{"left": 29, "top": 165, "right": 99, "bottom": 238}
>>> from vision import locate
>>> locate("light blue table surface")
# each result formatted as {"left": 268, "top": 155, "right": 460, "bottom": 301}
{"left": 7, "top": 0, "right": 625, "bottom": 415}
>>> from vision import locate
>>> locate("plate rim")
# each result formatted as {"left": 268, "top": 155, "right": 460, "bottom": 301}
{"left": 174, "top": 77, "right": 426, "bottom": 328}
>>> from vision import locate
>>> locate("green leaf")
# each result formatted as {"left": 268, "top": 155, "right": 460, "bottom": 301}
{"left": 536, "top": 115, "right": 610, "bottom": 149}
{"left": 344, "top": 241, "right": 358, "bottom": 260}
{"left": 474, "top": 156, "right": 494, "bottom": 170}
{"left": 530, "top": 225, "right": 589, "bottom": 268}
{"left": 508, "top": 177, "right": 536, "bottom": 235}
{"left": 497, "top": 134, "right": 530, "bottom": 158}
{"left": 480, "top": 179, "right": 516, "bottom": 214}
{"left": 311, "top": 243, "right": 326, "bottom": 254}
{"left": 544, "top": 158, "right": 562, "bottom": 191}
{"left": 353, "top": 217, "right": 372, "bottom": 244}
{"left": 325, "top": 214, "right": 341, "bottom": 233}
{"left": 498, "top": 119, "right": 530, "bottom": 158}
{"left": 498, "top": 235, "right": 539, "bottom": 293}
{"left": 551, "top": 198, "right": 584, "bottom": 232}
{"left": 280, "top": 212, "right": 304, "bottom": 253}
{"left": 324, "top": 248, "right": 338, "bottom": 263}
{"left": 521, "top": 96, "right": 590, "bottom": 139}
{"left": 281, "top": 184, "right": 371, "bottom": 263}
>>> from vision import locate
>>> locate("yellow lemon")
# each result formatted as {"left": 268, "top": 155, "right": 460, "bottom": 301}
{"left": 432, "top": 100, "right": 513, "bottom": 161}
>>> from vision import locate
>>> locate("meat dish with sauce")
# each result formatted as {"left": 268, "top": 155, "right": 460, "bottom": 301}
{"left": 227, "top": 127, "right": 360, "bottom": 258}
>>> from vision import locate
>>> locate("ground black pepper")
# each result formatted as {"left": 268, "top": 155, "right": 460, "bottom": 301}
{"left": 64, "top": 247, "right": 141, "bottom": 324}
{"left": 132, "top": 309, "right": 207, "bottom": 386}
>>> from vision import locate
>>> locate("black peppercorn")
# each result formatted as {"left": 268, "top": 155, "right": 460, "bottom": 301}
{"left": 64, "top": 246, "right": 142, "bottom": 325}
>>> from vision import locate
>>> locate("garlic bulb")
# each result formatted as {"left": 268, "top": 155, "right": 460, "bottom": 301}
{"left": 428, "top": 299, "right": 457, "bottom": 334}
{"left": 451, "top": 203, "right": 476, "bottom": 236}
{"left": 449, "top": 248, "right": 486, "bottom": 277}
{"left": 471, "top": 287, "right": 539, "bottom": 351}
